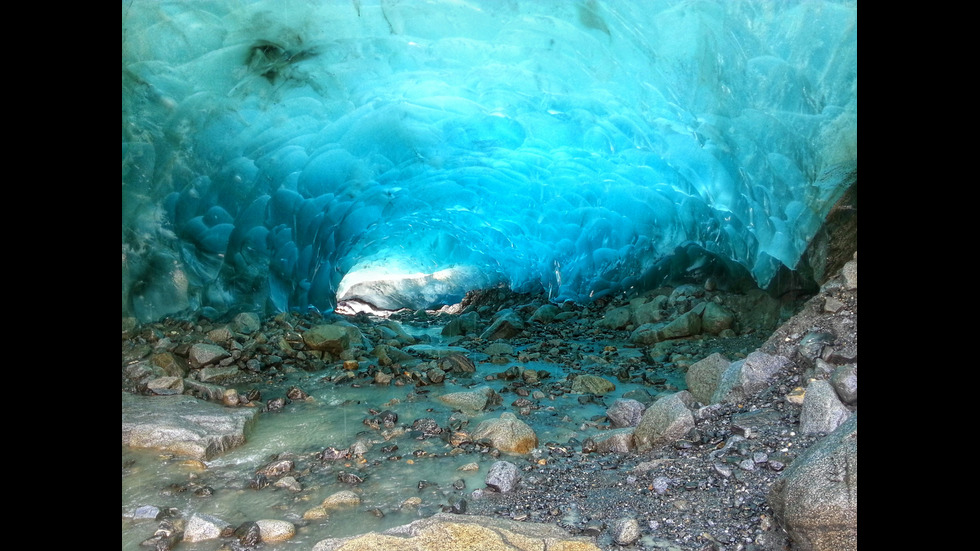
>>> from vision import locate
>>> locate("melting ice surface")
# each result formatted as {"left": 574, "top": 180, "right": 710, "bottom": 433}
{"left": 121, "top": 0, "right": 857, "bottom": 323}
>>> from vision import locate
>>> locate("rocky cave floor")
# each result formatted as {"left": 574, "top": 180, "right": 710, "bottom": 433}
{"left": 123, "top": 265, "right": 857, "bottom": 551}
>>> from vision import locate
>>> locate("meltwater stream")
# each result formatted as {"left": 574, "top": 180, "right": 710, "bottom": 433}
{"left": 121, "top": 322, "right": 688, "bottom": 550}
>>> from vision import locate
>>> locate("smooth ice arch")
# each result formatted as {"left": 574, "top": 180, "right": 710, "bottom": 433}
{"left": 121, "top": 0, "right": 857, "bottom": 323}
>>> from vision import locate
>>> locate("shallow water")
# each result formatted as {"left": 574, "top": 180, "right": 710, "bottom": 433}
{"left": 122, "top": 333, "right": 686, "bottom": 550}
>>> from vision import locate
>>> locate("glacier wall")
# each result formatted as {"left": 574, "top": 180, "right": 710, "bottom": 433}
{"left": 122, "top": 0, "right": 857, "bottom": 322}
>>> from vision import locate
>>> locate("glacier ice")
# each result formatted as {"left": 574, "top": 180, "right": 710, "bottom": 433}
{"left": 122, "top": 0, "right": 857, "bottom": 322}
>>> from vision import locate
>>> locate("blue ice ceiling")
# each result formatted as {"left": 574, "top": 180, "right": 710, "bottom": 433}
{"left": 121, "top": 0, "right": 857, "bottom": 322}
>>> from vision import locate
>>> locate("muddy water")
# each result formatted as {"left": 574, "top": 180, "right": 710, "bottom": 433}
{"left": 121, "top": 334, "right": 686, "bottom": 550}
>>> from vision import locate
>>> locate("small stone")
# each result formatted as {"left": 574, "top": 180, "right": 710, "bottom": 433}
{"left": 612, "top": 517, "right": 641, "bottom": 545}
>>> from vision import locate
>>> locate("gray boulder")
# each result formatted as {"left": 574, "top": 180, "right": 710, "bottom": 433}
{"left": 830, "top": 364, "right": 857, "bottom": 405}
{"left": 183, "top": 513, "right": 231, "bottom": 543}
{"left": 187, "top": 343, "right": 229, "bottom": 368}
{"left": 799, "top": 379, "right": 852, "bottom": 435}
{"left": 485, "top": 460, "right": 520, "bottom": 493}
{"left": 700, "top": 302, "right": 735, "bottom": 334}
{"left": 768, "top": 413, "right": 857, "bottom": 551}
{"left": 436, "top": 386, "right": 500, "bottom": 412}
{"left": 606, "top": 398, "right": 645, "bottom": 428}
{"left": 122, "top": 392, "right": 258, "bottom": 460}
{"left": 685, "top": 352, "right": 730, "bottom": 405}
{"left": 712, "top": 351, "right": 790, "bottom": 404}
{"left": 632, "top": 391, "right": 695, "bottom": 452}
{"left": 471, "top": 412, "right": 538, "bottom": 454}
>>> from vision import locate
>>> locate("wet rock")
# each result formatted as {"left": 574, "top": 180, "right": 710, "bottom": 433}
{"left": 437, "top": 386, "right": 500, "bottom": 412}
{"left": 266, "top": 397, "right": 287, "bottom": 411}
{"left": 141, "top": 518, "right": 184, "bottom": 550}
{"left": 274, "top": 475, "right": 302, "bottom": 492}
{"left": 485, "top": 460, "right": 520, "bottom": 493}
{"left": 319, "top": 446, "right": 349, "bottom": 461}
{"left": 769, "top": 414, "right": 857, "bottom": 551}
{"left": 183, "top": 513, "right": 230, "bottom": 543}
{"left": 234, "top": 521, "right": 261, "bottom": 546}
{"left": 410, "top": 417, "right": 444, "bottom": 438}
{"left": 122, "top": 392, "right": 258, "bottom": 461}
{"left": 256, "top": 458, "right": 293, "bottom": 477}
{"left": 427, "top": 367, "right": 446, "bottom": 383}
{"left": 471, "top": 412, "right": 539, "bottom": 454}
{"left": 570, "top": 374, "right": 616, "bottom": 395}
{"left": 632, "top": 295, "right": 668, "bottom": 325}
{"left": 842, "top": 258, "right": 857, "bottom": 289}
{"left": 437, "top": 352, "right": 477, "bottom": 373}
{"left": 320, "top": 490, "right": 362, "bottom": 509}
{"left": 700, "top": 302, "right": 735, "bottom": 335}
{"left": 256, "top": 519, "right": 296, "bottom": 542}
{"left": 337, "top": 471, "right": 364, "bottom": 485}
{"left": 303, "top": 323, "right": 354, "bottom": 355}
{"left": 447, "top": 498, "right": 467, "bottom": 514}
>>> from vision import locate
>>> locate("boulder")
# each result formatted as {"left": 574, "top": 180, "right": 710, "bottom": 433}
{"left": 304, "top": 322, "right": 366, "bottom": 355}
{"left": 311, "top": 513, "right": 600, "bottom": 551}
{"left": 480, "top": 309, "right": 524, "bottom": 340}
{"left": 799, "top": 379, "right": 852, "bottom": 435}
{"left": 700, "top": 302, "right": 735, "bottom": 334}
{"left": 529, "top": 303, "right": 560, "bottom": 324}
{"left": 768, "top": 414, "right": 857, "bottom": 551}
{"left": 121, "top": 392, "right": 258, "bottom": 460}
{"left": 485, "top": 460, "right": 520, "bottom": 493}
{"left": 629, "top": 309, "right": 702, "bottom": 344}
{"left": 255, "top": 519, "right": 296, "bottom": 542}
{"left": 633, "top": 391, "right": 695, "bottom": 452}
{"left": 685, "top": 352, "right": 730, "bottom": 405}
{"left": 605, "top": 398, "right": 645, "bottom": 428}
{"left": 712, "top": 351, "right": 790, "bottom": 404}
{"left": 596, "top": 305, "right": 631, "bottom": 330}
{"left": 471, "top": 412, "right": 538, "bottom": 454}
{"left": 187, "top": 343, "right": 229, "bottom": 368}
{"left": 437, "top": 386, "right": 501, "bottom": 412}
{"left": 583, "top": 428, "right": 635, "bottom": 454}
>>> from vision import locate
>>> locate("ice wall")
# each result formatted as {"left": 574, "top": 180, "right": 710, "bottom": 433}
{"left": 122, "top": 0, "right": 857, "bottom": 322}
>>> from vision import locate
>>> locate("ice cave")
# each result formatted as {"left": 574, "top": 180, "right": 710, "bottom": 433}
{"left": 121, "top": 0, "right": 856, "bottom": 324}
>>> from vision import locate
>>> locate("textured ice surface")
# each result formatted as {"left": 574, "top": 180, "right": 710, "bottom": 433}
{"left": 122, "top": 0, "right": 857, "bottom": 322}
